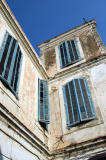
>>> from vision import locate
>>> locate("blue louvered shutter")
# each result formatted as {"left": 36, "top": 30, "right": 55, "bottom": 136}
{"left": 59, "top": 39, "right": 80, "bottom": 68}
{"left": 73, "top": 78, "right": 96, "bottom": 121}
{"left": 0, "top": 31, "right": 22, "bottom": 97}
{"left": 38, "top": 79, "right": 49, "bottom": 124}
{"left": 70, "top": 39, "right": 79, "bottom": 63}
{"left": 63, "top": 81, "right": 80, "bottom": 128}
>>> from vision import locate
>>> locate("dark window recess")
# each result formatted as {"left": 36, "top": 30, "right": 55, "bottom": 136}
{"left": 59, "top": 39, "right": 80, "bottom": 68}
{"left": 63, "top": 78, "right": 96, "bottom": 128}
{"left": 38, "top": 79, "right": 50, "bottom": 130}
{"left": 0, "top": 31, "right": 22, "bottom": 98}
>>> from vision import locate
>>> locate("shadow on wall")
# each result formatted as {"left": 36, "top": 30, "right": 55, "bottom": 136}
{"left": 0, "top": 148, "right": 3, "bottom": 160}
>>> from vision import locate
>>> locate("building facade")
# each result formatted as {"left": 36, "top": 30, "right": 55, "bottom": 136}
{"left": 0, "top": 0, "right": 106, "bottom": 160}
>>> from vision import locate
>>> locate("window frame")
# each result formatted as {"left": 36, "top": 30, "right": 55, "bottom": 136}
{"left": 55, "top": 37, "right": 85, "bottom": 71}
{"left": 59, "top": 38, "right": 81, "bottom": 68}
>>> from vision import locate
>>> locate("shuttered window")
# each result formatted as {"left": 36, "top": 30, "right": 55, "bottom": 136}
{"left": 0, "top": 31, "right": 22, "bottom": 98}
{"left": 59, "top": 39, "right": 80, "bottom": 68}
{"left": 38, "top": 79, "right": 50, "bottom": 126}
{"left": 63, "top": 78, "right": 96, "bottom": 128}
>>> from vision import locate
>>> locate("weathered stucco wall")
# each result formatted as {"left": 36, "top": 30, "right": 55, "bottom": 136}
{"left": 0, "top": 13, "right": 48, "bottom": 147}
{"left": 39, "top": 21, "right": 105, "bottom": 77}
{"left": 48, "top": 59, "right": 106, "bottom": 152}
{"left": 0, "top": 114, "right": 48, "bottom": 160}
{"left": 40, "top": 47, "right": 57, "bottom": 76}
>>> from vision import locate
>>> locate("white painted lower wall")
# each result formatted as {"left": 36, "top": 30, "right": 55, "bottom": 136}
{"left": 0, "top": 116, "right": 49, "bottom": 160}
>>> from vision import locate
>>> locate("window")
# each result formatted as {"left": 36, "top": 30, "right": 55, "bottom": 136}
{"left": 63, "top": 78, "right": 96, "bottom": 128}
{"left": 38, "top": 79, "right": 50, "bottom": 130}
{"left": 0, "top": 31, "right": 22, "bottom": 98}
{"left": 59, "top": 39, "right": 80, "bottom": 68}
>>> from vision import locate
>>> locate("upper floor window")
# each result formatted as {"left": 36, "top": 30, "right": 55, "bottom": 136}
{"left": 38, "top": 79, "right": 50, "bottom": 130}
{"left": 0, "top": 31, "right": 22, "bottom": 98}
{"left": 63, "top": 78, "right": 96, "bottom": 128}
{"left": 59, "top": 39, "right": 80, "bottom": 68}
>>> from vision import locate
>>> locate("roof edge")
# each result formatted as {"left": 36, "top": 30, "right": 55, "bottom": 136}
{"left": 0, "top": 0, "right": 48, "bottom": 79}
{"left": 38, "top": 19, "right": 96, "bottom": 48}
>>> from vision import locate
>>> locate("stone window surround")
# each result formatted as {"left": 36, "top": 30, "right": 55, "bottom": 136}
{"left": 58, "top": 74, "right": 104, "bottom": 134}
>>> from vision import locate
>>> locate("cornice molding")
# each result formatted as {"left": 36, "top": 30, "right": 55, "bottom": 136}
{"left": 51, "top": 136, "right": 106, "bottom": 159}
{"left": 49, "top": 55, "right": 106, "bottom": 83}
{"left": 38, "top": 20, "right": 96, "bottom": 49}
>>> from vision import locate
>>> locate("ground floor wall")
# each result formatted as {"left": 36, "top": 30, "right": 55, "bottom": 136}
{"left": 0, "top": 106, "right": 49, "bottom": 160}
